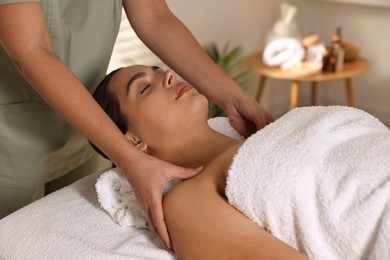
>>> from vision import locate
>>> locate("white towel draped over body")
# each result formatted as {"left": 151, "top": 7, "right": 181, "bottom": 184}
{"left": 226, "top": 106, "right": 390, "bottom": 260}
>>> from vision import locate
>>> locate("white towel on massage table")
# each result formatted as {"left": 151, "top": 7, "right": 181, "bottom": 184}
{"left": 226, "top": 106, "right": 390, "bottom": 260}
{"left": 95, "top": 167, "right": 179, "bottom": 230}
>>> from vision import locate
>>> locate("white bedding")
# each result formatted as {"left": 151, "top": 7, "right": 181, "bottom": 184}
{"left": 0, "top": 170, "right": 175, "bottom": 260}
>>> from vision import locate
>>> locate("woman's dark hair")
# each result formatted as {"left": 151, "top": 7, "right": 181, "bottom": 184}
{"left": 89, "top": 68, "right": 128, "bottom": 159}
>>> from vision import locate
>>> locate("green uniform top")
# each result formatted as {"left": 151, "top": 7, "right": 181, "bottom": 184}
{"left": 0, "top": 0, "right": 123, "bottom": 188}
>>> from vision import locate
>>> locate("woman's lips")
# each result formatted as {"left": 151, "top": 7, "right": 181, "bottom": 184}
{"left": 175, "top": 83, "right": 192, "bottom": 99}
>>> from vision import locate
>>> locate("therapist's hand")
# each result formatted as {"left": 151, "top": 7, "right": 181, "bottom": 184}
{"left": 225, "top": 92, "right": 275, "bottom": 138}
{"left": 123, "top": 153, "right": 203, "bottom": 249}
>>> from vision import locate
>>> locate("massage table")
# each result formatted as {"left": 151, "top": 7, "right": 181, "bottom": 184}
{"left": 0, "top": 169, "right": 176, "bottom": 259}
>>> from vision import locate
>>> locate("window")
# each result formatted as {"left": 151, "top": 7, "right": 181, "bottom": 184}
{"left": 107, "top": 9, "right": 166, "bottom": 73}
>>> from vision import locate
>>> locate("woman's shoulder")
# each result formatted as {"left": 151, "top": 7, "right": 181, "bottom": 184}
{"left": 163, "top": 140, "right": 244, "bottom": 208}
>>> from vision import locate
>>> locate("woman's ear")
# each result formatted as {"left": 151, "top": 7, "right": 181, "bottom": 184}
{"left": 124, "top": 132, "right": 148, "bottom": 152}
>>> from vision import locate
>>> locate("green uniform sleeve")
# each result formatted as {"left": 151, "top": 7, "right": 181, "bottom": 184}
{"left": 0, "top": 0, "right": 39, "bottom": 4}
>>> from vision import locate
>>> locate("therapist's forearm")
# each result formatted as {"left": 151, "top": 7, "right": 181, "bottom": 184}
{"left": 15, "top": 50, "right": 140, "bottom": 169}
{"left": 125, "top": 0, "right": 245, "bottom": 111}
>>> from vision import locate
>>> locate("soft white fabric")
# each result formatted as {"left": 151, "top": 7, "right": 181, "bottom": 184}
{"left": 96, "top": 167, "right": 149, "bottom": 229}
{"left": 226, "top": 106, "right": 390, "bottom": 260}
{"left": 262, "top": 37, "right": 305, "bottom": 70}
{"left": 95, "top": 117, "right": 243, "bottom": 229}
{"left": 96, "top": 167, "right": 180, "bottom": 230}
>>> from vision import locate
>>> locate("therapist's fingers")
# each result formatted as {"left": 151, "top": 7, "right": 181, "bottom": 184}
{"left": 227, "top": 94, "right": 275, "bottom": 137}
{"left": 173, "top": 166, "right": 204, "bottom": 180}
{"left": 148, "top": 191, "right": 170, "bottom": 248}
{"left": 149, "top": 165, "right": 204, "bottom": 249}
{"left": 127, "top": 154, "right": 203, "bottom": 250}
{"left": 250, "top": 106, "right": 275, "bottom": 130}
{"left": 263, "top": 109, "right": 276, "bottom": 124}
{"left": 228, "top": 106, "right": 259, "bottom": 137}
{"left": 133, "top": 181, "right": 171, "bottom": 249}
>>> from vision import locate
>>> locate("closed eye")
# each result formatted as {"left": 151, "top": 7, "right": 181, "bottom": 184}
{"left": 140, "top": 84, "right": 150, "bottom": 95}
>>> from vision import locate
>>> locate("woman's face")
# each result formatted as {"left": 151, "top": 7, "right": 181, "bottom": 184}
{"left": 107, "top": 65, "right": 208, "bottom": 153}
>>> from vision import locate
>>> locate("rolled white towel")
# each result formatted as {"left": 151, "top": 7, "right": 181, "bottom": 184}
{"left": 96, "top": 167, "right": 181, "bottom": 230}
{"left": 263, "top": 37, "right": 304, "bottom": 70}
{"left": 95, "top": 168, "right": 150, "bottom": 229}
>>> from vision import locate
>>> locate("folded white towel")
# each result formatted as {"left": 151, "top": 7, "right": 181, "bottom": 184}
{"left": 96, "top": 168, "right": 150, "bottom": 229}
{"left": 96, "top": 117, "right": 243, "bottom": 229}
{"left": 263, "top": 37, "right": 305, "bottom": 70}
{"left": 226, "top": 106, "right": 390, "bottom": 259}
{"left": 96, "top": 167, "right": 181, "bottom": 230}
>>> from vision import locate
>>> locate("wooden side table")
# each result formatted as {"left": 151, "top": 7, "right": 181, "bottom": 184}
{"left": 246, "top": 52, "right": 370, "bottom": 110}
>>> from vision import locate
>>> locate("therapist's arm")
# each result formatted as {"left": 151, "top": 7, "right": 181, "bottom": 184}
{"left": 123, "top": 0, "right": 274, "bottom": 137}
{"left": 0, "top": 3, "right": 201, "bottom": 249}
{"left": 0, "top": 4, "right": 127, "bottom": 161}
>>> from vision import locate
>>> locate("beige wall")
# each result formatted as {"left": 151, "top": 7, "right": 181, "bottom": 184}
{"left": 166, "top": 0, "right": 389, "bottom": 126}
{"left": 167, "top": 0, "right": 281, "bottom": 53}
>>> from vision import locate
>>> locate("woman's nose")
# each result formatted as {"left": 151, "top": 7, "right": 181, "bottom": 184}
{"left": 163, "top": 69, "right": 175, "bottom": 89}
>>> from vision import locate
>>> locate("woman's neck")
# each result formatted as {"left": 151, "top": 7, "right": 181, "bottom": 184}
{"left": 155, "top": 125, "right": 241, "bottom": 169}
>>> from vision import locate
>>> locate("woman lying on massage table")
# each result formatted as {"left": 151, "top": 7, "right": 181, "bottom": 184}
{"left": 92, "top": 65, "right": 390, "bottom": 259}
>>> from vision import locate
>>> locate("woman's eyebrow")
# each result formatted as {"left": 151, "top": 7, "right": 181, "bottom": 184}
{"left": 151, "top": 66, "right": 161, "bottom": 71}
{"left": 126, "top": 72, "right": 146, "bottom": 95}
